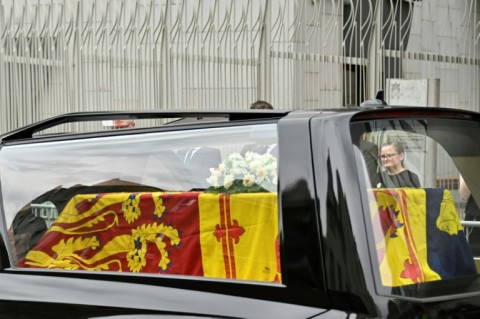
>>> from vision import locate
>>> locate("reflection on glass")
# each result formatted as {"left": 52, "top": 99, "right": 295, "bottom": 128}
{"left": 352, "top": 117, "right": 480, "bottom": 297}
{"left": 1, "top": 123, "right": 281, "bottom": 283}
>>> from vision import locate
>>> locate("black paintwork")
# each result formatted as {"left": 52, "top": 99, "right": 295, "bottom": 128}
{"left": 0, "top": 108, "right": 480, "bottom": 318}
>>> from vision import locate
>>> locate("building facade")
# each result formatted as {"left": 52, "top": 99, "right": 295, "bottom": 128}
{"left": 0, "top": 0, "right": 479, "bottom": 133}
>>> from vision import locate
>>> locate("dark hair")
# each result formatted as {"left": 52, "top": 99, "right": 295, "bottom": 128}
{"left": 250, "top": 100, "right": 273, "bottom": 109}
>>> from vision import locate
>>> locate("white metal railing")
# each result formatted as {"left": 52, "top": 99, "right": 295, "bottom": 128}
{"left": 0, "top": 0, "right": 479, "bottom": 134}
{"left": 462, "top": 221, "right": 480, "bottom": 228}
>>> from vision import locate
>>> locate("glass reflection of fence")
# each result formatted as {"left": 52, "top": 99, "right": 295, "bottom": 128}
{"left": 462, "top": 221, "right": 480, "bottom": 228}
{"left": 31, "top": 202, "right": 59, "bottom": 228}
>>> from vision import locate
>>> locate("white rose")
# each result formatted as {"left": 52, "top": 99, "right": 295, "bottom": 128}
{"left": 243, "top": 174, "right": 255, "bottom": 187}
{"left": 249, "top": 159, "right": 262, "bottom": 171}
{"left": 244, "top": 151, "right": 255, "bottom": 161}
{"left": 209, "top": 167, "right": 223, "bottom": 177}
{"left": 228, "top": 153, "right": 243, "bottom": 161}
{"left": 255, "top": 167, "right": 266, "bottom": 183}
{"left": 223, "top": 174, "right": 235, "bottom": 189}
{"left": 207, "top": 175, "right": 220, "bottom": 187}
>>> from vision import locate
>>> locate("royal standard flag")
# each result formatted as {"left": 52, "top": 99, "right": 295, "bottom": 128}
{"left": 21, "top": 192, "right": 204, "bottom": 275}
{"left": 21, "top": 191, "right": 281, "bottom": 283}
{"left": 425, "top": 188, "right": 476, "bottom": 279}
{"left": 370, "top": 188, "right": 476, "bottom": 287}
{"left": 198, "top": 193, "right": 281, "bottom": 282}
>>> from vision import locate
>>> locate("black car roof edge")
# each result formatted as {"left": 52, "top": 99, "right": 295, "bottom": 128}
{"left": 1, "top": 110, "right": 291, "bottom": 142}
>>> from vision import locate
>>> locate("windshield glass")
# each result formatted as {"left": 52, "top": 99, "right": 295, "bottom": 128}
{"left": 351, "top": 114, "right": 480, "bottom": 298}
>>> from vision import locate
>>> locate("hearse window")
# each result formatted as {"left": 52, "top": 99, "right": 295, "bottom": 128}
{"left": 351, "top": 116, "right": 480, "bottom": 298}
{"left": 0, "top": 124, "right": 281, "bottom": 284}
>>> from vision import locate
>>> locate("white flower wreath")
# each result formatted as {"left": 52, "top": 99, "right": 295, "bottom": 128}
{"left": 206, "top": 151, "right": 278, "bottom": 193}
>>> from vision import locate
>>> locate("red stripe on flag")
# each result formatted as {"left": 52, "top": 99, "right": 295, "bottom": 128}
{"left": 224, "top": 194, "right": 237, "bottom": 279}
{"left": 217, "top": 194, "right": 231, "bottom": 279}
{"left": 395, "top": 189, "right": 425, "bottom": 283}
{"left": 214, "top": 194, "right": 245, "bottom": 279}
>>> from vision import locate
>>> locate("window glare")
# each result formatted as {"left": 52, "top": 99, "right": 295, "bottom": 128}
{"left": 2, "top": 123, "right": 281, "bottom": 284}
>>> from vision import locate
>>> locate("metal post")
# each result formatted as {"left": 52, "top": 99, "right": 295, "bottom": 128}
{"left": 424, "top": 78, "right": 440, "bottom": 188}
{"left": 367, "top": 0, "right": 382, "bottom": 100}
{"left": 161, "top": 0, "right": 171, "bottom": 109}
{"left": 257, "top": 0, "right": 270, "bottom": 101}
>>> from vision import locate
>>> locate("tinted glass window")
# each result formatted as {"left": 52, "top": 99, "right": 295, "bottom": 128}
{"left": 0, "top": 123, "right": 281, "bottom": 283}
{"left": 351, "top": 115, "right": 480, "bottom": 298}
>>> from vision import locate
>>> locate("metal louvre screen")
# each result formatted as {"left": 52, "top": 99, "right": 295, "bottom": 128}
{"left": 0, "top": 0, "right": 479, "bottom": 133}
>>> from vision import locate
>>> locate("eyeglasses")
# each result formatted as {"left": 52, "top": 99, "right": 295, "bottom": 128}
{"left": 381, "top": 153, "right": 397, "bottom": 160}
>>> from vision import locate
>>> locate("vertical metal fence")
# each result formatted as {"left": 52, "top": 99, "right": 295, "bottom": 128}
{"left": 0, "top": 0, "right": 479, "bottom": 134}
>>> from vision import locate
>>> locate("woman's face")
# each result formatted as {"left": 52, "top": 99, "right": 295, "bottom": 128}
{"left": 380, "top": 144, "right": 404, "bottom": 172}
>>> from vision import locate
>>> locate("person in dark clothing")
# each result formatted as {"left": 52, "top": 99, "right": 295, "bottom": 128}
{"left": 378, "top": 141, "right": 420, "bottom": 188}
{"left": 359, "top": 138, "right": 381, "bottom": 187}
{"left": 460, "top": 175, "right": 480, "bottom": 256}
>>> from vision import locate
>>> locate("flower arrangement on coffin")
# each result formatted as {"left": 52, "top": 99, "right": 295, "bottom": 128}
{"left": 205, "top": 151, "right": 278, "bottom": 194}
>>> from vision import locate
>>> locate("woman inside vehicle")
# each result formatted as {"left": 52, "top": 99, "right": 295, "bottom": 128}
{"left": 378, "top": 140, "right": 421, "bottom": 188}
